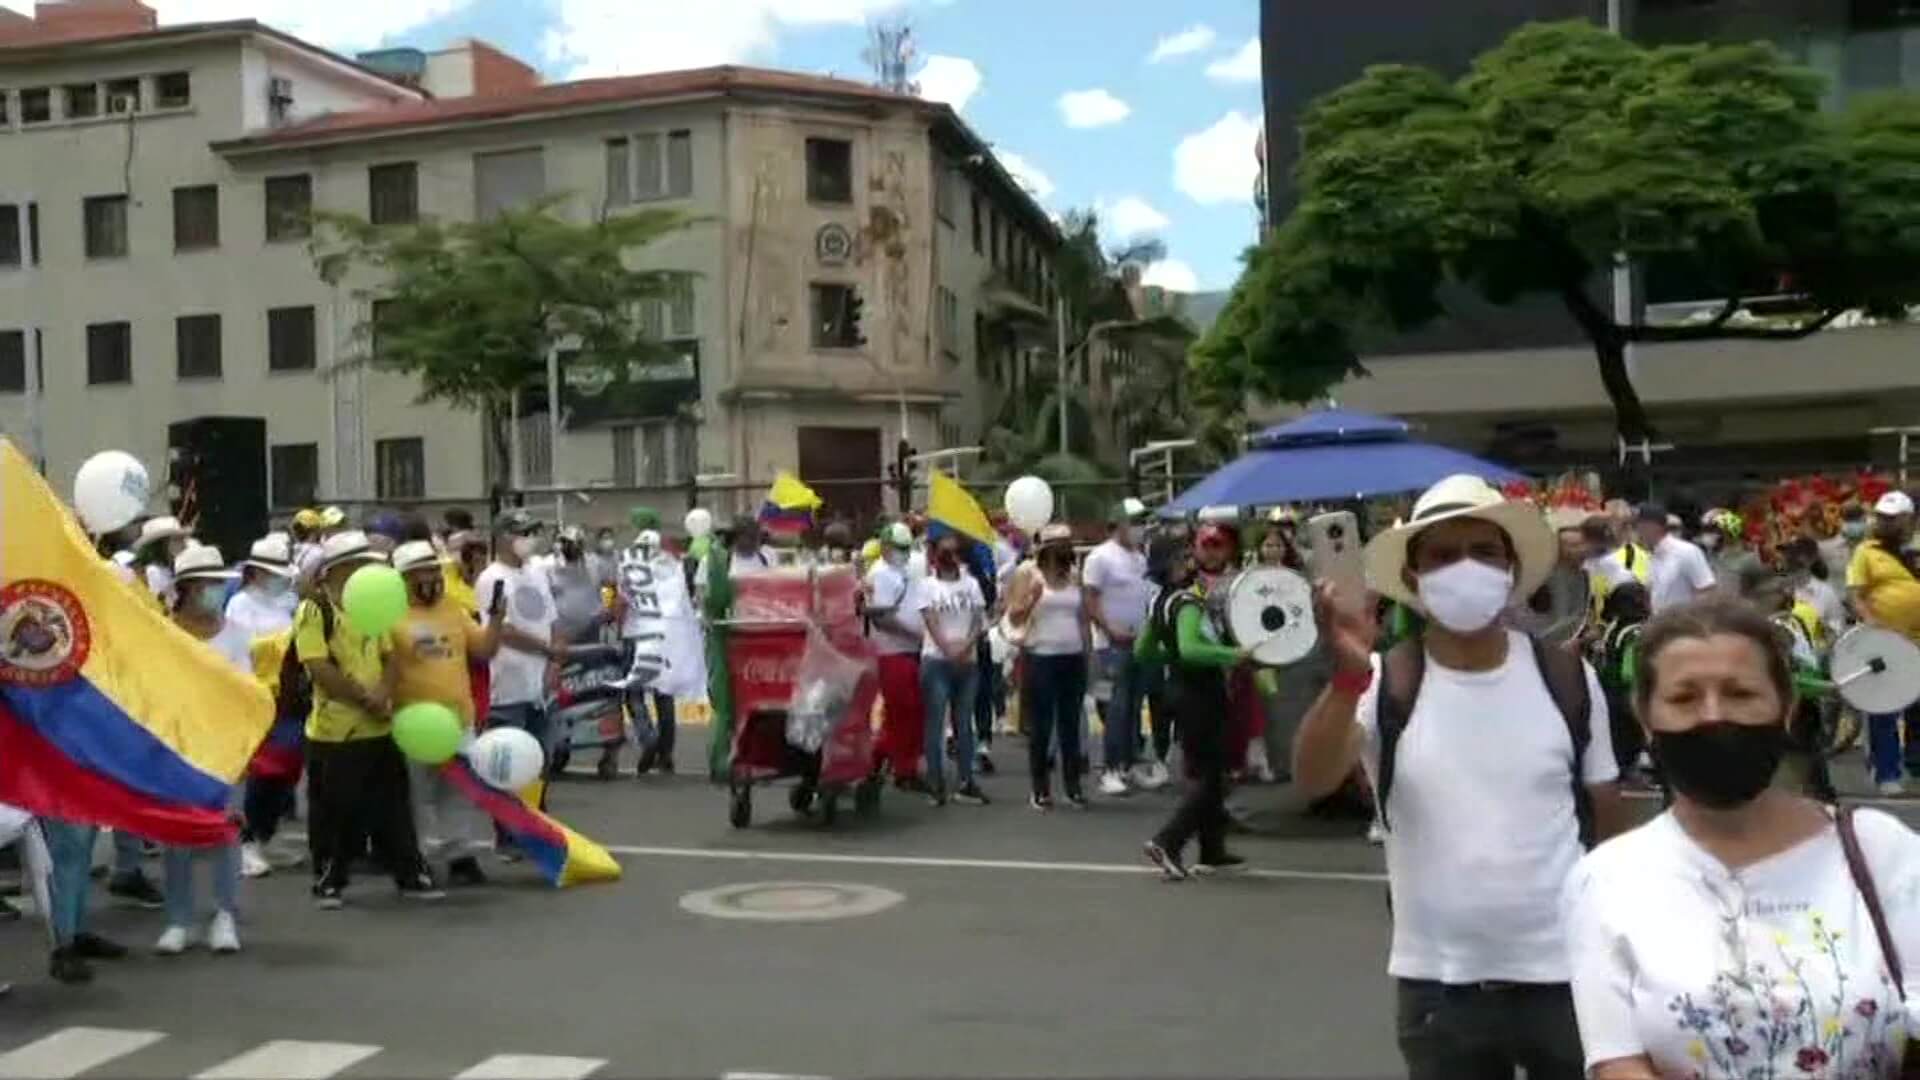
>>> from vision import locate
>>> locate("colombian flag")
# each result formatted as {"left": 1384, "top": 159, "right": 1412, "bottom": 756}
{"left": 0, "top": 440, "right": 272, "bottom": 846}
{"left": 441, "top": 757, "right": 622, "bottom": 887}
{"left": 757, "top": 470, "right": 823, "bottom": 536}
{"left": 926, "top": 472, "right": 998, "bottom": 582}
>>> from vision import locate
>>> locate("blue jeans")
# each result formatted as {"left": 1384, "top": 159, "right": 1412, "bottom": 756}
{"left": 39, "top": 817, "right": 97, "bottom": 945}
{"left": 1867, "top": 707, "right": 1920, "bottom": 784}
{"left": 163, "top": 844, "right": 239, "bottom": 925}
{"left": 1098, "top": 646, "right": 1146, "bottom": 770}
{"left": 112, "top": 829, "right": 144, "bottom": 878}
{"left": 921, "top": 657, "right": 979, "bottom": 790}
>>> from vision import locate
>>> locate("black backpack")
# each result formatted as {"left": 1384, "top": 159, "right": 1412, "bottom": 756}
{"left": 1373, "top": 634, "right": 1597, "bottom": 850}
{"left": 275, "top": 599, "right": 335, "bottom": 722}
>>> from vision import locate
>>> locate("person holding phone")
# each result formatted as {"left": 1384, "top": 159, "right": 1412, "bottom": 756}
{"left": 1009, "top": 524, "right": 1092, "bottom": 809}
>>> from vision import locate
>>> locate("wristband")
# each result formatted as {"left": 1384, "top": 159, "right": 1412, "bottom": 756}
{"left": 1329, "top": 667, "right": 1374, "bottom": 697}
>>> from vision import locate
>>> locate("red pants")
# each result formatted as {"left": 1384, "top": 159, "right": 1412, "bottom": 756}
{"left": 874, "top": 652, "right": 925, "bottom": 779}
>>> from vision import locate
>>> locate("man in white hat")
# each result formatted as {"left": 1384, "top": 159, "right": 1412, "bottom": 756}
{"left": 474, "top": 512, "right": 564, "bottom": 801}
{"left": 1846, "top": 489, "right": 1920, "bottom": 794}
{"left": 1290, "top": 474, "right": 1625, "bottom": 1080}
{"left": 294, "top": 531, "right": 441, "bottom": 907}
{"left": 132, "top": 515, "right": 193, "bottom": 608}
{"left": 225, "top": 533, "right": 299, "bottom": 643}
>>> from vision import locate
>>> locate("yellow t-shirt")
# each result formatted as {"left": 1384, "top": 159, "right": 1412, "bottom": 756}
{"left": 385, "top": 597, "right": 486, "bottom": 724}
{"left": 293, "top": 598, "right": 391, "bottom": 742}
{"left": 1846, "top": 540, "right": 1920, "bottom": 642}
{"left": 443, "top": 559, "right": 477, "bottom": 619}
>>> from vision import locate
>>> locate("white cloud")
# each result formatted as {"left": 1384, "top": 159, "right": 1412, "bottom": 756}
{"left": 992, "top": 149, "right": 1054, "bottom": 202}
{"left": 149, "top": 0, "right": 465, "bottom": 50}
{"left": 913, "top": 55, "right": 982, "bottom": 112}
{"left": 1206, "top": 38, "right": 1262, "bottom": 84}
{"left": 1148, "top": 23, "right": 1216, "bottom": 63}
{"left": 1142, "top": 259, "right": 1200, "bottom": 293}
{"left": 1099, "top": 196, "right": 1170, "bottom": 238}
{"left": 1174, "top": 111, "right": 1262, "bottom": 206}
{"left": 544, "top": 0, "right": 904, "bottom": 78}
{"left": 1056, "top": 88, "right": 1130, "bottom": 129}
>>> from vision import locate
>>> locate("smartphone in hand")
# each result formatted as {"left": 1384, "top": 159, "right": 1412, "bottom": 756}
{"left": 1306, "top": 511, "right": 1367, "bottom": 613}
{"left": 489, "top": 580, "right": 508, "bottom": 619}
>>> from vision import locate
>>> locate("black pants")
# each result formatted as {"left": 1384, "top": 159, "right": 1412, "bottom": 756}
{"left": 1154, "top": 675, "right": 1229, "bottom": 861}
{"left": 1395, "top": 979, "right": 1585, "bottom": 1080}
{"left": 1603, "top": 686, "right": 1643, "bottom": 775}
{"left": 1141, "top": 662, "right": 1174, "bottom": 762}
{"left": 240, "top": 775, "right": 297, "bottom": 845}
{"left": 1024, "top": 654, "right": 1087, "bottom": 799}
{"left": 307, "top": 738, "right": 427, "bottom": 890}
{"left": 972, "top": 636, "right": 999, "bottom": 748}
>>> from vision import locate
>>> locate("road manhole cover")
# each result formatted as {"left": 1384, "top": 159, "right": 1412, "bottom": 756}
{"left": 679, "top": 881, "right": 904, "bottom": 922}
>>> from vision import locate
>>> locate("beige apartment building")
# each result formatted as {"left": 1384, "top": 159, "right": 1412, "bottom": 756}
{"left": 0, "top": 1, "right": 1057, "bottom": 526}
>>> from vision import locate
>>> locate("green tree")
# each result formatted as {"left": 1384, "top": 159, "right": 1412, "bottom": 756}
{"left": 1196, "top": 20, "right": 1920, "bottom": 447}
{"left": 311, "top": 197, "right": 694, "bottom": 486}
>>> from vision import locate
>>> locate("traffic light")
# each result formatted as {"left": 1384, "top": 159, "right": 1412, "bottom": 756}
{"left": 894, "top": 438, "right": 916, "bottom": 513}
{"left": 847, "top": 291, "right": 868, "bottom": 347}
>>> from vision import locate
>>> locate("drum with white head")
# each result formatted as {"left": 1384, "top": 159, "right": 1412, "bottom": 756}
{"left": 1205, "top": 565, "right": 1318, "bottom": 666}
{"left": 1828, "top": 626, "right": 1920, "bottom": 715}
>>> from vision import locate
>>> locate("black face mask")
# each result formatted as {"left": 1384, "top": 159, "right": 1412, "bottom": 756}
{"left": 1650, "top": 722, "right": 1787, "bottom": 809}
{"left": 411, "top": 582, "right": 444, "bottom": 606}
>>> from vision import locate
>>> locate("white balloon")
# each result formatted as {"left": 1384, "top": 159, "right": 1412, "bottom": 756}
{"left": 1004, "top": 475, "right": 1055, "bottom": 533}
{"left": 684, "top": 507, "right": 714, "bottom": 539}
{"left": 72, "top": 451, "right": 150, "bottom": 535}
{"left": 467, "top": 727, "right": 545, "bottom": 791}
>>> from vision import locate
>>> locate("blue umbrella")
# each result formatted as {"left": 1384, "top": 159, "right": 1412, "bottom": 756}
{"left": 1163, "top": 409, "right": 1526, "bottom": 514}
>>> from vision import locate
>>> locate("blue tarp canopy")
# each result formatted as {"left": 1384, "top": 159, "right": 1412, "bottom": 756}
{"left": 1162, "top": 409, "right": 1526, "bottom": 514}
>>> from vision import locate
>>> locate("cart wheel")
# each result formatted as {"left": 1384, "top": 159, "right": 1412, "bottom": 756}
{"left": 854, "top": 779, "right": 881, "bottom": 816}
{"left": 820, "top": 792, "right": 840, "bottom": 826}
{"left": 789, "top": 785, "right": 816, "bottom": 815}
{"left": 729, "top": 787, "right": 753, "bottom": 829}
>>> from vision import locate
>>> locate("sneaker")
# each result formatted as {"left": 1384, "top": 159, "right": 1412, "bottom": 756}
{"left": 1064, "top": 791, "right": 1089, "bottom": 811}
{"left": 240, "top": 843, "right": 272, "bottom": 879}
{"left": 154, "top": 925, "right": 191, "bottom": 956}
{"left": 928, "top": 786, "right": 949, "bottom": 808}
{"left": 447, "top": 857, "right": 488, "bottom": 888}
{"left": 312, "top": 884, "right": 345, "bottom": 910}
{"left": 976, "top": 749, "right": 995, "bottom": 775}
{"left": 951, "top": 782, "right": 990, "bottom": 806}
{"left": 1029, "top": 793, "right": 1053, "bottom": 812}
{"left": 1879, "top": 780, "right": 1906, "bottom": 797}
{"left": 1195, "top": 853, "right": 1248, "bottom": 876}
{"left": 1247, "top": 741, "right": 1276, "bottom": 783}
{"left": 1144, "top": 841, "right": 1189, "bottom": 882}
{"left": 1129, "top": 762, "right": 1166, "bottom": 791}
{"left": 264, "top": 842, "right": 307, "bottom": 870}
{"left": 1367, "top": 820, "right": 1388, "bottom": 846}
{"left": 595, "top": 755, "right": 619, "bottom": 781}
{"left": 0, "top": 894, "right": 20, "bottom": 922}
{"left": 108, "top": 872, "right": 164, "bottom": 910}
{"left": 48, "top": 947, "right": 92, "bottom": 985}
{"left": 634, "top": 749, "right": 657, "bottom": 776}
{"left": 653, "top": 755, "right": 673, "bottom": 776}
{"left": 1098, "top": 769, "right": 1131, "bottom": 797}
{"left": 71, "top": 932, "right": 127, "bottom": 960}
{"left": 398, "top": 873, "right": 446, "bottom": 901}
{"left": 207, "top": 911, "right": 240, "bottom": 954}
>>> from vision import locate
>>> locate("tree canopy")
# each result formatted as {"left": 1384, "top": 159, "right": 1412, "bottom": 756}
{"left": 311, "top": 197, "right": 694, "bottom": 478}
{"left": 1195, "top": 20, "right": 1920, "bottom": 444}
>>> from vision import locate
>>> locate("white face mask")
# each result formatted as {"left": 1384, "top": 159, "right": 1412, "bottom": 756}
{"left": 883, "top": 548, "right": 908, "bottom": 569}
{"left": 511, "top": 536, "right": 535, "bottom": 560}
{"left": 1700, "top": 533, "right": 1722, "bottom": 552}
{"left": 1416, "top": 559, "right": 1514, "bottom": 634}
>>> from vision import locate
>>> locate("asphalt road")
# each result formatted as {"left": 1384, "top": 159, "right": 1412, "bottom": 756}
{"left": 4, "top": 738, "right": 1917, "bottom": 1080}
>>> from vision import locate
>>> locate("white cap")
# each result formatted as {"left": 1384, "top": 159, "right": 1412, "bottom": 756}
{"left": 1875, "top": 491, "right": 1915, "bottom": 517}
{"left": 392, "top": 540, "right": 440, "bottom": 573}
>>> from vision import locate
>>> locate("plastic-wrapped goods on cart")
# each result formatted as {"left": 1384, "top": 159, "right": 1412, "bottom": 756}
{"left": 549, "top": 643, "right": 629, "bottom": 750}
{"left": 786, "top": 624, "right": 868, "bottom": 752}
{"left": 730, "top": 564, "right": 862, "bottom": 629}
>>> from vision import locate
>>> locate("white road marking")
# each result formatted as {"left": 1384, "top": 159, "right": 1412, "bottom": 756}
{"left": 722, "top": 1073, "right": 832, "bottom": 1080}
{"left": 193, "top": 1039, "right": 380, "bottom": 1079}
{"left": 0, "top": 1027, "right": 165, "bottom": 1079}
{"left": 455, "top": 1054, "right": 608, "bottom": 1079}
{"left": 602, "top": 843, "right": 1387, "bottom": 883}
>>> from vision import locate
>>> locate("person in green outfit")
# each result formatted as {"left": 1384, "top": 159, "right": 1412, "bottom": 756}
{"left": 1138, "top": 529, "right": 1251, "bottom": 880}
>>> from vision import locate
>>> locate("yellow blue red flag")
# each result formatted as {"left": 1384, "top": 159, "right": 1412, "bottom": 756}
{"left": 442, "top": 759, "right": 621, "bottom": 887}
{"left": 758, "top": 469, "right": 823, "bottom": 536}
{"left": 0, "top": 439, "right": 272, "bottom": 845}
{"left": 927, "top": 472, "right": 996, "bottom": 545}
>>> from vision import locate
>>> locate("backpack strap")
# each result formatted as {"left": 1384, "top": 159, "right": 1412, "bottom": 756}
{"left": 1528, "top": 635, "right": 1597, "bottom": 849}
{"left": 1837, "top": 806, "right": 1905, "bottom": 999}
{"left": 1372, "top": 638, "right": 1425, "bottom": 832}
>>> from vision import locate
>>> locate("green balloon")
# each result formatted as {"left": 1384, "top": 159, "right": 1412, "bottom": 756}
{"left": 342, "top": 564, "right": 408, "bottom": 637}
{"left": 391, "top": 702, "right": 464, "bottom": 765}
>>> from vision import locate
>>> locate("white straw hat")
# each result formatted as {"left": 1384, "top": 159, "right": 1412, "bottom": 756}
{"left": 172, "top": 543, "right": 236, "bottom": 582}
{"left": 1363, "top": 474, "right": 1556, "bottom": 611}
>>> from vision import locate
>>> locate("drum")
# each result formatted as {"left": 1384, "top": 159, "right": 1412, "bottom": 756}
{"left": 1828, "top": 625, "right": 1920, "bottom": 716}
{"left": 1208, "top": 566, "right": 1318, "bottom": 666}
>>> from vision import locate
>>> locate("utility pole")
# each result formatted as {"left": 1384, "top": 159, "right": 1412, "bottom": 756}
{"left": 15, "top": 204, "right": 42, "bottom": 472}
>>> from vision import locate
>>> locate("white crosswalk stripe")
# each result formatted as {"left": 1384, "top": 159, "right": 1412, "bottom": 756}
{"left": 454, "top": 1055, "right": 607, "bottom": 1080}
{"left": 192, "top": 1040, "right": 381, "bottom": 1080}
{"left": 0, "top": 1027, "right": 166, "bottom": 1080}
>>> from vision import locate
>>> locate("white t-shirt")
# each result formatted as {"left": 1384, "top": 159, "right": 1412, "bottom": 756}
{"left": 1026, "top": 582, "right": 1086, "bottom": 656}
{"left": 1082, "top": 539, "right": 1151, "bottom": 648}
{"left": 919, "top": 573, "right": 985, "bottom": 660}
{"left": 1799, "top": 575, "right": 1850, "bottom": 639}
{"left": 1648, "top": 534, "right": 1716, "bottom": 612}
{"left": 864, "top": 559, "right": 924, "bottom": 656}
{"left": 224, "top": 584, "right": 296, "bottom": 641}
{"left": 1355, "top": 630, "right": 1617, "bottom": 984}
{"left": 1565, "top": 809, "right": 1920, "bottom": 1078}
{"left": 906, "top": 548, "right": 929, "bottom": 581}
{"left": 1584, "top": 549, "right": 1640, "bottom": 591}
{"left": 475, "top": 560, "right": 557, "bottom": 707}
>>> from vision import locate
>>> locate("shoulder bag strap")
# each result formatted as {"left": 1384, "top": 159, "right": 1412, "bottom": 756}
{"left": 1837, "top": 805, "right": 1905, "bottom": 1000}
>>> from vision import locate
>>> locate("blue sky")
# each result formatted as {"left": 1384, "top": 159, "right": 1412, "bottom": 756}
{"left": 156, "top": 0, "right": 1265, "bottom": 292}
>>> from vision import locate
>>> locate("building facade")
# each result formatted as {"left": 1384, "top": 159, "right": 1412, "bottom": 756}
{"left": 0, "top": 1, "right": 1057, "bottom": 526}
{"left": 1257, "top": 0, "right": 1920, "bottom": 477}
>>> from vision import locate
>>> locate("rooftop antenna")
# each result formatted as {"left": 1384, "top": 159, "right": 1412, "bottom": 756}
{"left": 863, "top": 17, "right": 919, "bottom": 95}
